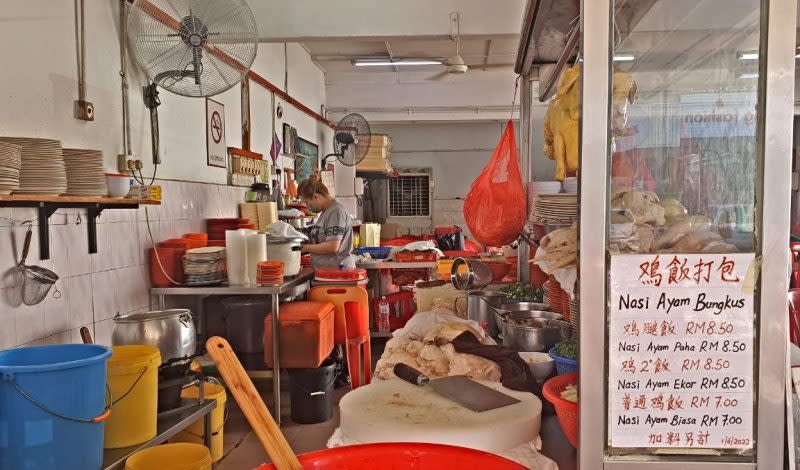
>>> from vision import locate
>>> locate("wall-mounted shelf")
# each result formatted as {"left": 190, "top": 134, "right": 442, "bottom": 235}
{"left": 0, "top": 195, "right": 161, "bottom": 260}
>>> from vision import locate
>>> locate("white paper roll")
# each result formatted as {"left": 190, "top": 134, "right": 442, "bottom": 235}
{"left": 225, "top": 229, "right": 247, "bottom": 285}
{"left": 246, "top": 233, "right": 267, "bottom": 285}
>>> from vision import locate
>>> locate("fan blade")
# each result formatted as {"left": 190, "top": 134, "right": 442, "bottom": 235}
{"left": 427, "top": 70, "right": 450, "bottom": 81}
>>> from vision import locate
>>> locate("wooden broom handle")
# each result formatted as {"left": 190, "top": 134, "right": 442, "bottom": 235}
{"left": 206, "top": 336, "right": 302, "bottom": 470}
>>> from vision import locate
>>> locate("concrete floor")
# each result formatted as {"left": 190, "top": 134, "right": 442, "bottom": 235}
{"left": 215, "top": 378, "right": 347, "bottom": 469}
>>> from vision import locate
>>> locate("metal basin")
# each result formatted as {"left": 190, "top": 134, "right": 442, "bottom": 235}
{"left": 500, "top": 312, "right": 569, "bottom": 352}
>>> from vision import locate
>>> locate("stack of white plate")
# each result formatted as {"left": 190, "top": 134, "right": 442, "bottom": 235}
{"left": 562, "top": 177, "right": 578, "bottom": 194}
{"left": 183, "top": 247, "right": 226, "bottom": 286}
{"left": 62, "top": 148, "right": 108, "bottom": 197}
{"left": 531, "top": 194, "right": 578, "bottom": 222}
{"left": 0, "top": 137, "right": 66, "bottom": 195}
{"left": 529, "top": 181, "right": 562, "bottom": 195}
{"left": 0, "top": 142, "right": 22, "bottom": 195}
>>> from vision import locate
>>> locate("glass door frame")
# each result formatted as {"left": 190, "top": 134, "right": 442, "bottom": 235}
{"left": 578, "top": 0, "right": 797, "bottom": 469}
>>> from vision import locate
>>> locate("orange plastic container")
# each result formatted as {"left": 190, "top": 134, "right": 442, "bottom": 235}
{"left": 264, "top": 301, "right": 335, "bottom": 368}
{"left": 255, "top": 443, "right": 527, "bottom": 469}
{"left": 149, "top": 247, "right": 183, "bottom": 287}
{"left": 309, "top": 286, "right": 369, "bottom": 344}
{"left": 542, "top": 372, "right": 578, "bottom": 448}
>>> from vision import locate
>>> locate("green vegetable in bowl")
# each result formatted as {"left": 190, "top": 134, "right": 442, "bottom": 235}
{"left": 553, "top": 338, "right": 577, "bottom": 360}
{"left": 500, "top": 282, "right": 544, "bottom": 302}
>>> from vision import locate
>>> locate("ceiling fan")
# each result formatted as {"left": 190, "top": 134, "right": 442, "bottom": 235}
{"left": 426, "top": 16, "right": 513, "bottom": 81}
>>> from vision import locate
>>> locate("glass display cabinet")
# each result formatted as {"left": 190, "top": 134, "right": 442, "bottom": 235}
{"left": 516, "top": 0, "right": 796, "bottom": 468}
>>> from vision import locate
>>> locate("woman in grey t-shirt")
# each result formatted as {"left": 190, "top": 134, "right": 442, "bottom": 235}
{"left": 298, "top": 174, "right": 355, "bottom": 268}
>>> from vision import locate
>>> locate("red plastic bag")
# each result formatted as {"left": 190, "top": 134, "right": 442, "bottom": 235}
{"left": 464, "top": 120, "right": 526, "bottom": 247}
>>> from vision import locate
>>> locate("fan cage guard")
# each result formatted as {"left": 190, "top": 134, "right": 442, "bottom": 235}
{"left": 127, "top": 0, "right": 258, "bottom": 98}
{"left": 332, "top": 113, "right": 371, "bottom": 166}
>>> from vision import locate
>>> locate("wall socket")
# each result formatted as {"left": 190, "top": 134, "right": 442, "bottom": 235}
{"left": 74, "top": 100, "right": 94, "bottom": 121}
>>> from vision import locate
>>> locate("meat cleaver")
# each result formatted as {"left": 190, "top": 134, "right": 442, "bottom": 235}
{"left": 393, "top": 363, "right": 521, "bottom": 412}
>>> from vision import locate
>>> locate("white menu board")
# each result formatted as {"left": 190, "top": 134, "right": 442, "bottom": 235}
{"left": 608, "top": 253, "right": 755, "bottom": 450}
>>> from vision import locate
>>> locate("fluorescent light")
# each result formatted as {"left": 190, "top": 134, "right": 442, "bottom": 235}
{"left": 739, "top": 72, "right": 759, "bottom": 79}
{"left": 739, "top": 51, "right": 800, "bottom": 60}
{"left": 613, "top": 54, "right": 635, "bottom": 62}
{"left": 353, "top": 59, "right": 442, "bottom": 67}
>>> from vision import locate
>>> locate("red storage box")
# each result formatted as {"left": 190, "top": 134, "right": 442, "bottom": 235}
{"left": 395, "top": 251, "right": 438, "bottom": 262}
{"left": 373, "top": 291, "right": 416, "bottom": 331}
{"left": 264, "top": 301, "right": 335, "bottom": 368}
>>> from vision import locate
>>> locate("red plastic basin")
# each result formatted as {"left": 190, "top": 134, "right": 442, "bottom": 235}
{"left": 255, "top": 443, "right": 526, "bottom": 470}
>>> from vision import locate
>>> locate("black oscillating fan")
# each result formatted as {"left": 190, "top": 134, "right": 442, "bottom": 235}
{"left": 323, "top": 113, "right": 371, "bottom": 167}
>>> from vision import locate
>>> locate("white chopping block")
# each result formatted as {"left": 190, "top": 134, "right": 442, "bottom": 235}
{"left": 338, "top": 378, "right": 542, "bottom": 453}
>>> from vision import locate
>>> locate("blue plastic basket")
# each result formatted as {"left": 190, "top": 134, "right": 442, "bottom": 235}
{"left": 356, "top": 247, "right": 392, "bottom": 259}
{"left": 549, "top": 346, "right": 578, "bottom": 375}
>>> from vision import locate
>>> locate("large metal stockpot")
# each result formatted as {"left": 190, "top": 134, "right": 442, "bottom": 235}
{"left": 464, "top": 290, "right": 506, "bottom": 337}
{"left": 500, "top": 311, "right": 569, "bottom": 352}
{"left": 112, "top": 309, "right": 196, "bottom": 362}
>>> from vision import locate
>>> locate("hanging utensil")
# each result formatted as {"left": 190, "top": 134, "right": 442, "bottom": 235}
{"left": 17, "top": 225, "right": 60, "bottom": 306}
{"left": 450, "top": 257, "right": 493, "bottom": 290}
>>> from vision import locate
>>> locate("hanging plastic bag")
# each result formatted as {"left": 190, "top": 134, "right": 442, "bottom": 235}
{"left": 463, "top": 120, "right": 526, "bottom": 247}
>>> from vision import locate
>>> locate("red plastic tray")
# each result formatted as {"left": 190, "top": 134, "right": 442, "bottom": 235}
{"left": 314, "top": 267, "right": 367, "bottom": 282}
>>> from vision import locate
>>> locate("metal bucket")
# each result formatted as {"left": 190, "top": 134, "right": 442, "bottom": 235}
{"left": 464, "top": 290, "right": 506, "bottom": 337}
{"left": 501, "top": 312, "right": 570, "bottom": 352}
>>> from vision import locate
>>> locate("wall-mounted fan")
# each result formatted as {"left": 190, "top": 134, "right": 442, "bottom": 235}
{"left": 323, "top": 113, "right": 371, "bottom": 167}
{"left": 126, "top": 0, "right": 258, "bottom": 164}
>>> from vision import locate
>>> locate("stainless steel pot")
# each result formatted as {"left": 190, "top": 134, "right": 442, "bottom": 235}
{"left": 464, "top": 290, "right": 506, "bottom": 337}
{"left": 503, "top": 301, "right": 550, "bottom": 312}
{"left": 501, "top": 312, "right": 569, "bottom": 352}
{"left": 113, "top": 309, "right": 196, "bottom": 362}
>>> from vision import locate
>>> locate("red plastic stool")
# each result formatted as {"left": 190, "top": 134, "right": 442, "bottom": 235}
{"left": 344, "top": 301, "right": 371, "bottom": 389}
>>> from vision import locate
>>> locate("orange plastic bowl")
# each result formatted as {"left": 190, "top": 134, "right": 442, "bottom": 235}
{"left": 255, "top": 443, "right": 527, "bottom": 470}
{"left": 542, "top": 372, "right": 578, "bottom": 447}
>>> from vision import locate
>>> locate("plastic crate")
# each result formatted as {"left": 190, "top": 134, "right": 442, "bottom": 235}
{"left": 395, "top": 251, "right": 438, "bottom": 262}
{"left": 356, "top": 247, "right": 392, "bottom": 259}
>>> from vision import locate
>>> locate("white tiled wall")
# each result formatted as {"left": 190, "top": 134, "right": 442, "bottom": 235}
{"left": 0, "top": 180, "right": 243, "bottom": 350}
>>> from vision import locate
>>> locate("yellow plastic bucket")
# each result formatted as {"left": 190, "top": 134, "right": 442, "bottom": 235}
{"left": 104, "top": 345, "right": 161, "bottom": 449}
{"left": 170, "top": 383, "right": 227, "bottom": 462}
{"left": 125, "top": 443, "right": 212, "bottom": 470}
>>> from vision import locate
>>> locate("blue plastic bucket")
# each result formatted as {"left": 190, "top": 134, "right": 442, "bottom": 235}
{"left": 0, "top": 344, "right": 112, "bottom": 470}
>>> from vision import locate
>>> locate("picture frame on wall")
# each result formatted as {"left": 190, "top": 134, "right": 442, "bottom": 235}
{"left": 206, "top": 98, "right": 227, "bottom": 168}
{"left": 294, "top": 137, "right": 319, "bottom": 183}
{"left": 282, "top": 122, "right": 297, "bottom": 157}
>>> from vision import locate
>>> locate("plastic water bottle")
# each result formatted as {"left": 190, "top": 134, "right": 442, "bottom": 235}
{"left": 378, "top": 297, "right": 391, "bottom": 332}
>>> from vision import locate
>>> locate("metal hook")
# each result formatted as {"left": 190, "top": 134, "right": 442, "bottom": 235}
{"left": 76, "top": 213, "right": 82, "bottom": 225}
{"left": 52, "top": 284, "right": 62, "bottom": 300}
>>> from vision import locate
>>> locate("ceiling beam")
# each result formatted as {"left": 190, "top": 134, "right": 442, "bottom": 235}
{"left": 250, "top": 0, "right": 525, "bottom": 42}
{"left": 483, "top": 39, "right": 493, "bottom": 70}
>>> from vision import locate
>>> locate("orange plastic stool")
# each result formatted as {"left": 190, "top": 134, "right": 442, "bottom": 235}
{"left": 344, "top": 301, "right": 371, "bottom": 389}
{"left": 309, "top": 286, "right": 369, "bottom": 345}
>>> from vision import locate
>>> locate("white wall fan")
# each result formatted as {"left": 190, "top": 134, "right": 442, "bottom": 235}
{"left": 126, "top": 0, "right": 259, "bottom": 164}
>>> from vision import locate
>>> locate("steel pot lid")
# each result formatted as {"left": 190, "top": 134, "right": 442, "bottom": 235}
{"left": 114, "top": 309, "right": 192, "bottom": 323}
{"left": 267, "top": 236, "right": 306, "bottom": 244}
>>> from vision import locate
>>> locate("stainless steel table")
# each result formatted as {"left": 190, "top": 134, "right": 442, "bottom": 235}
{"left": 102, "top": 400, "right": 216, "bottom": 469}
{"left": 150, "top": 269, "right": 314, "bottom": 425}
